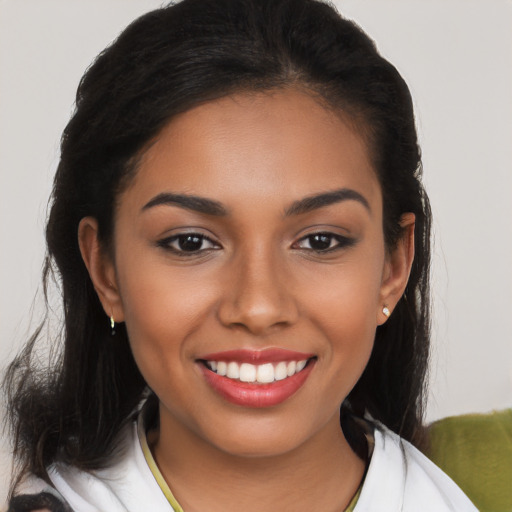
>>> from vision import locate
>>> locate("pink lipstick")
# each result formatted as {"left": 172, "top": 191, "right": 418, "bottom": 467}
{"left": 198, "top": 348, "right": 316, "bottom": 408}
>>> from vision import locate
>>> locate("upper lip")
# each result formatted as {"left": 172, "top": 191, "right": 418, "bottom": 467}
{"left": 198, "top": 348, "right": 315, "bottom": 364}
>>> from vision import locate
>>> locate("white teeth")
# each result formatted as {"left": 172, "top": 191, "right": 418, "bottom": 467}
{"left": 227, "top": 361, "right": 240, "bottom": 379}
{"left": 239, "top": 363, "right": 257, "bottom": 382}
{"left": 217, "top": 361, "right": 227, "bottom": 376}
{"left": 256, "top": 363, "right": 274, "bottom": 383}
{"left": 274, "top": 362, "right": 288, "bottom": 381}
{"left": 296, "top": 360, "right": 307, "bottom": 372}
{"left": 206, "top": 358, "right": 310, "bottom": 383}
{"left": 286, "top": 361, "right": 296, "bottom": 377}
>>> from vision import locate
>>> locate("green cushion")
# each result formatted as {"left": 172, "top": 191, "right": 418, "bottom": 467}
{"left": 426, "top": 409, "right": 512, "bottom": 512}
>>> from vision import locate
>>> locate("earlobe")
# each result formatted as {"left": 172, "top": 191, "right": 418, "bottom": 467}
{"left": 378, "top": 213, "right": 415, "bottom": 325}
{"left": 78, "top": 217, "right": 125, "bottom": 323}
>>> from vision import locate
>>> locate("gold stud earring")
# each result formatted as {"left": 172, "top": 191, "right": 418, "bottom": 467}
{"left": 382, "top": 306, "right": 391, "bottom": 318}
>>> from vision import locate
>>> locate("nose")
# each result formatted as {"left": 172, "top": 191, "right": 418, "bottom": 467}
{"left": 217, "top": 247, "right": 299, "bottom": 335}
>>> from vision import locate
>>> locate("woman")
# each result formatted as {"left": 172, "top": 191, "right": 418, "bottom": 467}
{"left": 4, "top": 0, "right": 478, "bottom": 510}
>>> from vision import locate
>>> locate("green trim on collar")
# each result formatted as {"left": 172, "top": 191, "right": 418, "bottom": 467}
{"left": 345, "top": 485, "right": 362, "bottom": 512}
{"left": 138, "top": 414, "right": 185, "bottom": 512}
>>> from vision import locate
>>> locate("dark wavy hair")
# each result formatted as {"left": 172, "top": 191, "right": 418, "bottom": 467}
{"left": 4, "top": 0, "right": 431, "bottom": 492}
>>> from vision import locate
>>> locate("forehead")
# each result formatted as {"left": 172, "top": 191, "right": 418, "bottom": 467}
{"left": 125, "top": 89, "right": 381, "bottom": 214}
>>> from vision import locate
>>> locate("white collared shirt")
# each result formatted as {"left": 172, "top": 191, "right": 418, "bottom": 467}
{"left": 13, "top": 415, "right": 479, "bottom": 511}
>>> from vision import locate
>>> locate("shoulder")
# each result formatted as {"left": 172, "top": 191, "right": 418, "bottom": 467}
{"left": 24, "top": 418, "right": 170, "bottom": 512}
{"left": 355, "top": 423, "right": 479, "bottom": 511}
{"left": 9, "top": 402, "right": 169, "bottom": 512}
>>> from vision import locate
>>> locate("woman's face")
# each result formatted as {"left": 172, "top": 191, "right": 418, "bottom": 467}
{"left": 86, "top": 89, "right": 409, "bottom": 458}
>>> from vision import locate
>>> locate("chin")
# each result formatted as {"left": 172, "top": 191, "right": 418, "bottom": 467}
{"left": 195, "top": 411, "right": 325, "bottom": 461}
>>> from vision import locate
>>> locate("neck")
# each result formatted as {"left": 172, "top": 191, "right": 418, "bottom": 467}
{"left": 151, "top": 407, "right": 366, "bottom": 512}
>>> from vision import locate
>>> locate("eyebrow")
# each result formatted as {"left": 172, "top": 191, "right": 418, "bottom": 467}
{"left": 141, "top": 187, "right": 370, "bottom": 217}
{"left": 142, "top": 193, "right": 228, "bottom": 216}
{"left": 284, "top": 188, "right": 370, "bottom": 216}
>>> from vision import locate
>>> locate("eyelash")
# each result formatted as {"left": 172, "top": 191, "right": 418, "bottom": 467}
{"left": 157, "top": 233, "right": 221, "bottom": 256}
{"left": 293, "top": 232, "right": 355, "bottom": 253}
{"left": 157, "top": 231, "right": 354, "bottom": 256}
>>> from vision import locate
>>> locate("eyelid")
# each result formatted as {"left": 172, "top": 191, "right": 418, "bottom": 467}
{"left": 292, "top": 231, "right": 356, "bottom": 253}
{"left": 156, "top": 231, "right": 222, "bottom": 255}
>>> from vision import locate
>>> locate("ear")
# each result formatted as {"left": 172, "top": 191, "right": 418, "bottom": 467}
{"left": 377, "top": 213, "right": 415, "bottom": 325}
{"left": 78, "top": 217, "right": 125, "bottom": 323}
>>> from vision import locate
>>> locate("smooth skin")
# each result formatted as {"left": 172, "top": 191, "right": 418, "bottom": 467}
{"left": 79, "top": 89, "right": 415, "bottom": 512}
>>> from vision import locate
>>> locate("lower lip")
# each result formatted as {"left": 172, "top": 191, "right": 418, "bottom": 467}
{"left": 199, "top": 361, "right": 315, "bottom": 408}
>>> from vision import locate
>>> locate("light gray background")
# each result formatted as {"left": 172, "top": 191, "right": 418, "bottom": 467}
{"left": 1, "top": 0, "right": 511, "bottom": 506}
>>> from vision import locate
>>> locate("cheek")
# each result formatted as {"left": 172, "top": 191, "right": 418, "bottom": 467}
{"left": 309, "top": 291, "right": 377, "bottom": 405}
{"left": 304, "top": 251, "right": 384, "bottom": 330}
{"left": 312, "top": 289, "right": 377, "bottom": 370}
{"left": 115, "top": 256, "right": 217, "bottom": 370}
{"left": 301, "top": 248, "right": 384, "bottom": 378}
{"left": 116, "top": 272, "right": 208, "bottom": 408}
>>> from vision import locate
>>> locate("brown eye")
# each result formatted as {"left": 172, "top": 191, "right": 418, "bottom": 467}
{"left": 157, "top": 233, "right": 220, "bottom": 254}
{"left": 294, "top": 232, "right": 355, "bottom": 253}
{"left": 307, "top": 234, "right": 333, "bottom": 251}
{"left": 177, "top": 234, "right": 205, "bottom": 251}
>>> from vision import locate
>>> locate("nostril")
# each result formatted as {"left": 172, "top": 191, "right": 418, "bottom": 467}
{"left": 217, "top": 294, "right": 299, "bottom": 334}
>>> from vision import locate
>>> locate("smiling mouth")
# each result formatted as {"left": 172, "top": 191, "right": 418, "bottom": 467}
{"left": 197, "top": 350, "right": 316, "bottom": 407}
{"left": 203, "top": 359, "right": 310, "bottom": 384}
